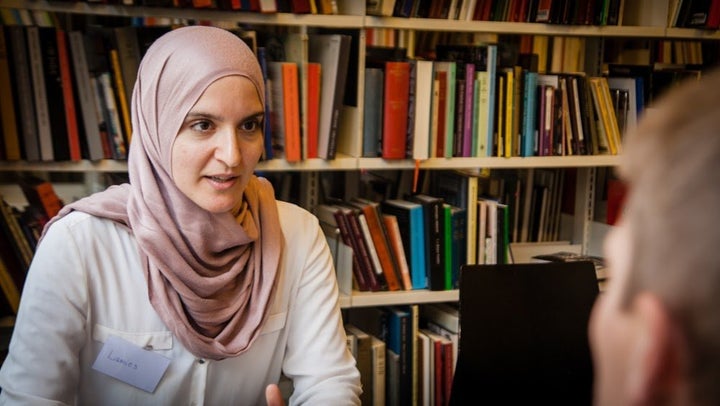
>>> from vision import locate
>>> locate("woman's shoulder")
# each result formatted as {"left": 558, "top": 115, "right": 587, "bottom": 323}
{"left": 43, "top": 210, "right": 132, "bottom": 244}
{"left": 276, "top": 200, "right": 316, "bottom": 222}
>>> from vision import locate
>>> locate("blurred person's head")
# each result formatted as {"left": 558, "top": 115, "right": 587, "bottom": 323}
{"left": 590, "top": 69, "right": 720, "bottom": 406}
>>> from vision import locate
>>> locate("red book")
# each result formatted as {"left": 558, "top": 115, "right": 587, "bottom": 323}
{"left": 281, "top": 62, "right": 301, "bottom": 162}
{"left": 382, "top": 61, "right": 410, "bottom": 159}
{"left": 56, "top": 29, "right": 81, "bottom": 161}
{"left": 306, "top": 62, "right": 321, "bottom": 159}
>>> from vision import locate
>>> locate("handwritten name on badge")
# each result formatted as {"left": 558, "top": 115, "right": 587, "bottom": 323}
{"left": 92, "top": 335, "right": 171, "bottom": 393}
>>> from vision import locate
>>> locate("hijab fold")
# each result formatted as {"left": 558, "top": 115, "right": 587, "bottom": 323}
{"left": 43, "top": 26, "right": 282, "bottom": 360}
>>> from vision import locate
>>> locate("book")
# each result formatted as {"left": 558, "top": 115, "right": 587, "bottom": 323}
{"left": 109, "top": 49, "right": 133, "bottom": 146}
{"left": 0, "top": 245, "right": 20, "bottom": 314}
{"left": 56, "top": 29, "right": 82, "bottom": 161}
{"left": 350, "top": 198, "right": 403, "bottom": 291}
{"left": 382, "top": 61, "right": 411, "bottom": 159}
{"left": 445, "top": 203, "right": 466, "bottom": 289}
{"left": 345, "top": 324, "right": 373, "bottom": 406}
{"left": 337, "top": 203, "right": 385, "bottom": 291}
{"left": 97, "top": 71, "right": 127, "bottom": 160}
{"left": 383, "top": 214, "right": 412, "bottom": 290}
{"left": 316, "top": 204, "right": 372, "bottom": 292}
{"left": 381, "top": 199, "right": 427, "bottom": 290}
{"left": 430, "top": 170, "right": 480, "bottom": 265}
{"left": 5, "top": 26, "right": 39, "bottom": 161}
{"left": 282, "top": 33, "right": 309, "bottom": 160}
{"left": 433, "top": 61, "right": 456, "bottom": 158}
{"left": 67, "top": 30, "right": 105, "bottom": 161}
{"left": 362, "top": 67, "right": 384, "bottom": 157}
{"left": 409, "top": 194, "right": 446, "bottom": 291}
{"left": 412, "top": 59, "right": 434, "bottom": 160}
{"left": 271, "top": 61, "right": 301, "bottom": 162}
{"left": 306, "top": 62, "right": 322, "bottom": 159}
{"left": 19, "top": 177, "right": 63, "bottom": 220}
{"left": 308, "top": 33, "right": 351, "bottom": 159}
{"left": 0, "top": 28, "right": 20, "bottom": 161}
{"left": 369, "top": 335, "right": 386, "bottom": 406}
{"left": 26, "top": 26, "right": 56, "bottom": 161}
{"left": 386, "top": 306, "right": 412, "bottom": 406}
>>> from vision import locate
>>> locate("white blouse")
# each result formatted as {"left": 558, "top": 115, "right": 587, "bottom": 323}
{"left": 0, "top": 201, "right": 361, "bottom": 405}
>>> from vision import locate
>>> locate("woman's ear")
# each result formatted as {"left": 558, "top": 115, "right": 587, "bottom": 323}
{"left": 626, "top": 292, "right": 687, "bottom": 405}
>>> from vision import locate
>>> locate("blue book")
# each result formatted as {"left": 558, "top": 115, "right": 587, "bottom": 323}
{"left": 485, "top": 44, "right": 498, "bottom": 157}
{"left": 362, "top": 67, "right": 384, "bottom": 157}
{"left": 382, "top": 199, "right": 427, "bottom": 289}
{"left": 522, "top": 71, "right": 538, "bottom": 157}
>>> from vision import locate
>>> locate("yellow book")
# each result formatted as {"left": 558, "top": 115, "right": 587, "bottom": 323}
{"left": 598, "top": 77, "right": 622, "bottom": 154}
{"left": 0, "top": 256, "right": 20, "bottom": 314}
{"left": 503, "top": 67, "right": 514, "bottom": 158}
{"left": 110, "top": 49, "right": 133, "bottom": 144}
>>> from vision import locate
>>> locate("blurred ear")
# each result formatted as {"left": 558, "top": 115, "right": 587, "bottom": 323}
{"left": 626, "top": 292, "right": 685, "bottom": 405}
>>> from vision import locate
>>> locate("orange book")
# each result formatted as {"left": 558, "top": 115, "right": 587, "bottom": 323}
{"left": 20, "top": 178, "right": 63, "bottom": 220}
{"left": 382, "top": 61, "right": 411, "bottom": 159}
{"left": 383, "top": 214, "right": 412, "bottom": 290}
{"left": 0, "top": 27, "right": 21, "bottom": 160}
{"left": 56, "top": 29, "right": 82, "bottom": 161}
{"left": 352, "top": 198, "right": 402, "bottom": 291}
{"left": 281, "top": 62, "right": 301, "bottom": 162}
{"left": 306, "top": 62, "right": 321, "bottom": 159}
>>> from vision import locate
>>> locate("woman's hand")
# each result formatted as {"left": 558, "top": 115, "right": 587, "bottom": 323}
{"left": 265, "top": 384, "right": 285, "bottom": 406}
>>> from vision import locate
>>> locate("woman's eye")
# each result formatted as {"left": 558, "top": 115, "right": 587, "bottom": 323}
{"left": 191, "top": 121, "right": 213, "bottom": 132}
{"left": 240, "top": 118, "right": 261, "bottom": 132}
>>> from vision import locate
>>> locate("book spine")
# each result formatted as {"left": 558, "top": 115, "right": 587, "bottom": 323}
{"left": 8, "top": 26, "right": 40, "bottom": 161}
{"left": 282, "top": 62, "right": 302, "bottom": 162}
{"left": 462, "top": 63, "right": 475, "bottom": 157}
{"left": 382, "top": 61, "right": 410, "bottom": 159}
{"left": 109, "top": 49, "right": 133, "bottom": 145}
{"left": 68, "top": 31, "right": 105, "bottom": 161}
{"left": 26, "top": 26, "right": 54, "bottom": 161}
{"left": 0, "top": 28, "right": 20, "bottom": 160}
{"left": 57, "top": 29, "right": 82, "bottom": 161}
{"left": 361, "top": 205, "right": 402, "bottom": 291}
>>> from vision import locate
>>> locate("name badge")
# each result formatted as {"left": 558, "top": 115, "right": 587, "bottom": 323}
{"left": 92, "top": 335, "right": 171, "bottom": 393}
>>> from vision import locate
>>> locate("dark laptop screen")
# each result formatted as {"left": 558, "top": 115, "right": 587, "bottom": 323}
{"left": 450, "top": 261, "right": 599, "bottom": 405}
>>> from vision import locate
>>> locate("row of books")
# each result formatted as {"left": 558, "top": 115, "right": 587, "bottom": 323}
{"left": 264, "top": 31, "right": 352, "bottom": 161}
{"left": 0, "top": 178, "right": 64, "bottom": 317}
{"left": 669, "top": 0, "right": 720, "bottom": 29}
{"left": 346, "top": 302, "right": 459, "bottom": 406}
{"left": 368, "top": 0, "right": 626, "bottom": 26}
{"left": 48, "top": 0, "right": 341, "bottom": 14}
{"left": 0, "top": 19, "right": 171, "bottom": 162}
{"left": 319, "top": 167, "right": 570, "bottom": 293}
{"left": 0, "top": 8, "right": 355, "bottom": 162}
{"left": 362, "top": 42, "right": 628, "bottom": 160}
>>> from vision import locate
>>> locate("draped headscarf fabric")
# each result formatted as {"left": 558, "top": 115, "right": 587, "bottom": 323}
{"left": 43, "top": 26, "right": 283, "bottom": 360}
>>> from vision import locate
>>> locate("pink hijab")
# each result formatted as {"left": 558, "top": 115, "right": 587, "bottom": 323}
{"left": 45, "top": 26, "right": 282, "bottom": 360}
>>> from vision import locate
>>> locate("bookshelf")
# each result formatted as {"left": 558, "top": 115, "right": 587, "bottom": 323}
{"left": 1, "top": 0, "right": 718, "bottom": 308}
{"left": 3, "top": 1, "right": 719, "bottom": 404}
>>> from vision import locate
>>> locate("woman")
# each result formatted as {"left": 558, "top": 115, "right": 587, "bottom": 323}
{"left": 0, "top": 25, "right": 361, "bottom": 405}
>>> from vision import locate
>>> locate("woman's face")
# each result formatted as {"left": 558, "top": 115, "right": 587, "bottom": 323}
{"left": 171, "top": 75, "right": 264, "bottom": 214}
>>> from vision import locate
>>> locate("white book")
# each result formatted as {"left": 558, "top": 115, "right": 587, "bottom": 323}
{"left": 412, "top": 60, "right": 434, "bottom": 160}
{"left": 308, "top": 33, "right": 351, "bottom": 159}
{"left": 416, "top": 330, "right": 432, "bottom": 406}
{"left": 370, "top": 335, "right": 386, "bottom": 406}
{"left": 357, "top": 213, "right": 384, "bottom": 280}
